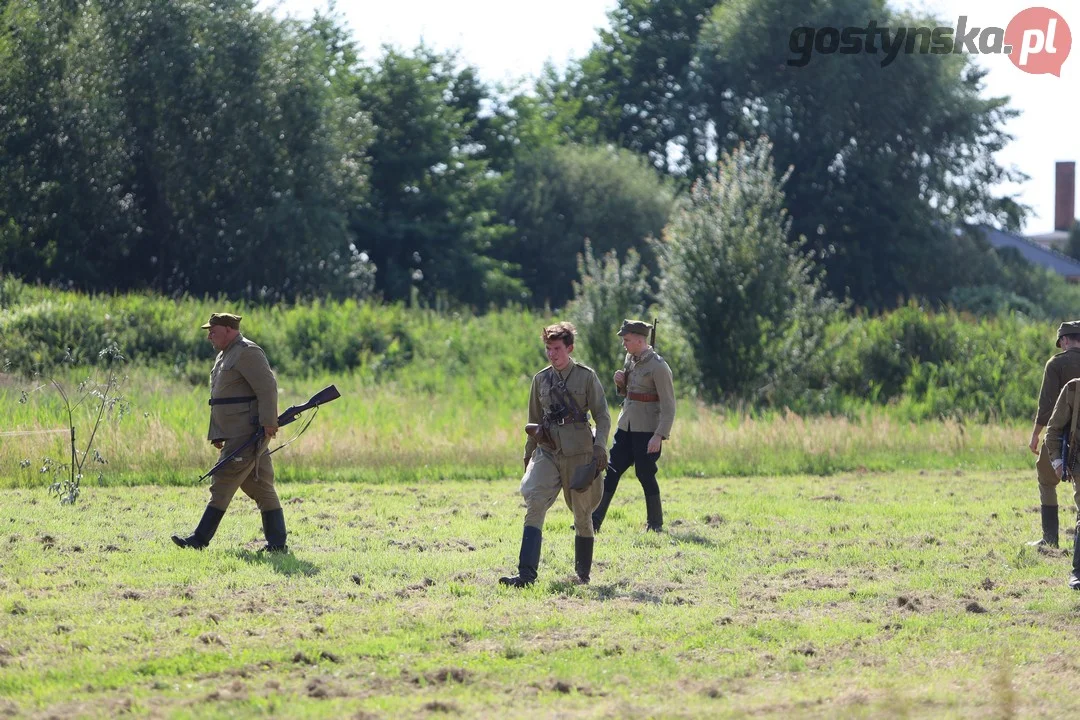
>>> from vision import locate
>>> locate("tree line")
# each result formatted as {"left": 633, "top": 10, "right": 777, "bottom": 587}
{"left": 0, "top": 0, "right": 1057, "bottom": 321}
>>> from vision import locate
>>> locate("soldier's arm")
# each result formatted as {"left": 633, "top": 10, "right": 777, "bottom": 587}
{"left": 614, "top": 353, "right": 630, "bottom": 396}
{"left": 1035, "top": 359, "right": 1060, "bottom": 427}
{"left": 235, "top": 346, "right": 279, "bottom": 430}
{"left": 654, "top": 361, "right": 676, "bottom": 440}
{"left": 1044, "top": 383, "right": 1074, "bottom": 463}
{"left": 524, "top": 374, "right": 542, "bottom": 461}
{"left": 587, "top": 371, "right": 610, "bottom": 450}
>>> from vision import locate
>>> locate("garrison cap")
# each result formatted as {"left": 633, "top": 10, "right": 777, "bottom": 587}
{"left": 201, "top": 312, "right": 242, "bottom": 330}
{"left": 617, "top": 319, "right": 652, "bottom": 337}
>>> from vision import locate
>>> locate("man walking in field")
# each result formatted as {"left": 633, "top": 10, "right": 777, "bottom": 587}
{"left": 171, "top": 313, "right": 289, "bottom": 553}
{"left": 1040, "top": 374, "right": 1080, "bottom": 588}
{"left": 591, "top": 319, "right": 676, "bottom": 533}
{"left": 1027, "top": 321, "right": 1080, "bottom": 548}
{"left": 499, "top": 321, "right": 610, "bottom": 587}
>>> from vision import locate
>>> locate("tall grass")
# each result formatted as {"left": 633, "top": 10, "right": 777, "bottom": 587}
{"left": 0, "top": 367, "right": 1032, "bottom": 488}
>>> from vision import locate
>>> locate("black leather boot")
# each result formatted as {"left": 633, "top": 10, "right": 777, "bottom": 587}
{"left": 172, "top": 506, "right": 226, "bottom": 549}
{"left": 499, "top": 526, "right": 542, "bottom": 588}
{"left": 575, "top": 535, "right": 594, "bottom": 584}
{"left": 591, "top": 492, "right": 615, "bottom": 532}
{"left": 645, "top": 493, "right": 663, "bottom": 532}
{"left": 1027, "top": 505, "right": 1059, "bottom": 548}
{"left": 260, "top": 508, "right": 289, "bottom": 553}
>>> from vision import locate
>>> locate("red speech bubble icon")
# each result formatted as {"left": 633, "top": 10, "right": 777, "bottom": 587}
{"left": 1005, "top": 7, "right": 1071, "bottom": 76}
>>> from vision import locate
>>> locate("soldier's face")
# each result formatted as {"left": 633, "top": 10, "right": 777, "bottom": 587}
{"left": 622, "top": 332, "right": 647, "bottom": 355}
{"left": 207, "top": 325, "right": 236, "bottom": 352}
{"left": 546, "top": 340, "right": 572, "bottom": 370}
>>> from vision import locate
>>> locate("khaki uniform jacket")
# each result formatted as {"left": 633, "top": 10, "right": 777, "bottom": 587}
{"left": 1043, "top": 378, "right": 1080, "bottom": 466}
{"left": 1035, "top": 347, "right": 1080, "bottom": 425}
{"left": 208, "top": 335, "right": 278, "bottom": 442}
{"left": 615, "top": 347, "right": 675, "bottom": 438}
{"left": 523, "top": 358, "right": 610, "bottom": 461}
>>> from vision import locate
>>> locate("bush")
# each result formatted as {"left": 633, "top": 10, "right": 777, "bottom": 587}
{"left": 658, "top": 138, "right": 841, "bottom": 403}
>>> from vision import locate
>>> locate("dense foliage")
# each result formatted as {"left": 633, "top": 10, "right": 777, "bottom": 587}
{"left": 0, "top": 278, "right": 1062, "bottom": 422}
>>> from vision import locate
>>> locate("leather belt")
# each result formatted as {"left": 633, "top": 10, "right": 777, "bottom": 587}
{"left": 627, "top": 392, "right": 660, "bottom": 402}
{"left": 208, "top": 395, "right": 256, "bottom": 406}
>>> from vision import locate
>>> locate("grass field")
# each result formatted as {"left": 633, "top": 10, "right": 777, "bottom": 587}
{"left": 3, "top": 467, "right": 1079, "bottom": 719}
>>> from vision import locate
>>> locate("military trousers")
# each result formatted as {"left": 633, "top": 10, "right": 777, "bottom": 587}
{"left": 207, "top": 435, "right": 281, "bottom": 512}
{"left": 1036, "top": 441, "right": 1080, "bottom": 514}
{"left": 520, "top": 447, "right": 604, "bottom": 537}
{"left": 603, "top": 429, "right": 662, "bottom": 497}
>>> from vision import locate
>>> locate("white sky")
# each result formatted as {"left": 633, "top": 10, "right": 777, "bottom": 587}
{"left": 262, "top": 0, "right": 1078, "bottom": 235}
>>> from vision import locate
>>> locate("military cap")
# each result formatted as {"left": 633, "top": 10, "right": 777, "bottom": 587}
{"left": 1058, "top": 321, "right": 1080, "bottom": 347}
{"left": 201, "top": 312, "right": 242, "bottom": 330}
{"left": 617, "top": 319, "right": 652, "bottom": 337}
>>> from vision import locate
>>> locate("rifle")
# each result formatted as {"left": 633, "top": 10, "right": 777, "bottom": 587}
{"left": 650, "top": 317, "right": 657, "bottom": 348}
{"left": 1063, "top": 383, "right": 1080, "bottom": 481}
{"left": 199, "top": 385, "right": 341, "bottom": 481}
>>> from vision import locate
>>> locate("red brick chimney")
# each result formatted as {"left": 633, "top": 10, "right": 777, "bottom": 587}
{"left": 1057, "top": 161, "right": 1076, "bottom": 232}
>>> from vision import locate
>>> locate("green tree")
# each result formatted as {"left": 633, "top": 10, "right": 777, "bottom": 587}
{"left": 556, "top": 0, "right": 716, "bottom": 172}
{"left": 696, "top": 0, "right": 1025, "bottom": 309}
{"left": 349, "top": 47, "right": 522, "bottom": 306}
{"left": 659, "top": 138, "right": 840, "bottom": 402}
{"left": 0, "top": 1, "right": 373, "bottom": 299}
{"left": 496, "top": 143, "right": 674, "bottom": 307}
{"left": 553, "top": 0, "right": 1027, "bottom": 310}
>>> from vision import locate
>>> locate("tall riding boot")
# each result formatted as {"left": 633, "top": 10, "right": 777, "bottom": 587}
{"left": 172, "top": 506, "right": 226, "bottom": 549}
{"left": 575, "top": 535, "right": 594, "bottom": 584}
{"left": 260, "top": 508, "right": 289, "bottom": 553}
{"left": 1027, "top": 505, "right": 1059, "bottom": 548}
{"left": 1070, "top": 527, "right": 1080, "bottom": 590}
{"left": 591, "top": 492, "right": 615, "bottom": 533}
{"left": 645, "top": 494, "right": 663, "bottom": 532}
{"left": 499, "top": 526, "right": 542, "bottom": 588}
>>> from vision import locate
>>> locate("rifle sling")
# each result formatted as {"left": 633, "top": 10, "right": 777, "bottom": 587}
{"left": 1068, "top": 384, "right": 1080, "bottom": 471}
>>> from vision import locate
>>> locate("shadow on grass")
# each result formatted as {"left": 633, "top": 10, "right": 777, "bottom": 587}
{"left": 228, "top": 549, "right": 320, "bottom": 576}
{"left": 584, "top": 583, "right": 668, "bottom": 604}
{"left": 665, "top": 530, "right": 717, "bottom": 547}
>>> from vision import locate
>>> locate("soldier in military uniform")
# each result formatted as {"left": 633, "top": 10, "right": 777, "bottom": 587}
{"left": 499, "top": 322, "right": 610, "bottom": 587}
{"left": 1040, "top": 375, "right": 1080, "bottom": 588}
{"left": 171, "top": 313, "right": 288, "bottom": 553}
{"left": 592, "top": 319, "right": 676, "bottom": 533}
{"left": 1027, "top": 321, "right": 1080, "bottom": 548}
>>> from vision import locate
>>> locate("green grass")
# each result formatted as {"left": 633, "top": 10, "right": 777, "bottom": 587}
{"left": 2, "top": 469, "right": 1079, "bottom": 718}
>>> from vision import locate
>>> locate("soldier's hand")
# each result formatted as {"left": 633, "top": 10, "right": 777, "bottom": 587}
{"left": 1029, "top": 430, "right": 1040, "bottom": 454}
{"left": 212, "top": 439, "right": 225, "bottom": 449}
{"left": 592, "top": 445, "right": 608, "bottom": 474}
{"left": 1055, "top": 463, "right": 1065, "bottom": 480}
{"left": 613, "top": 370, "right": 626, "bottom": 387}
{"left": 647, "top": 435, "right": 663, "bottom": 454}
{"left": 264, "top": 425, "right": 278, "bottom": 439}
